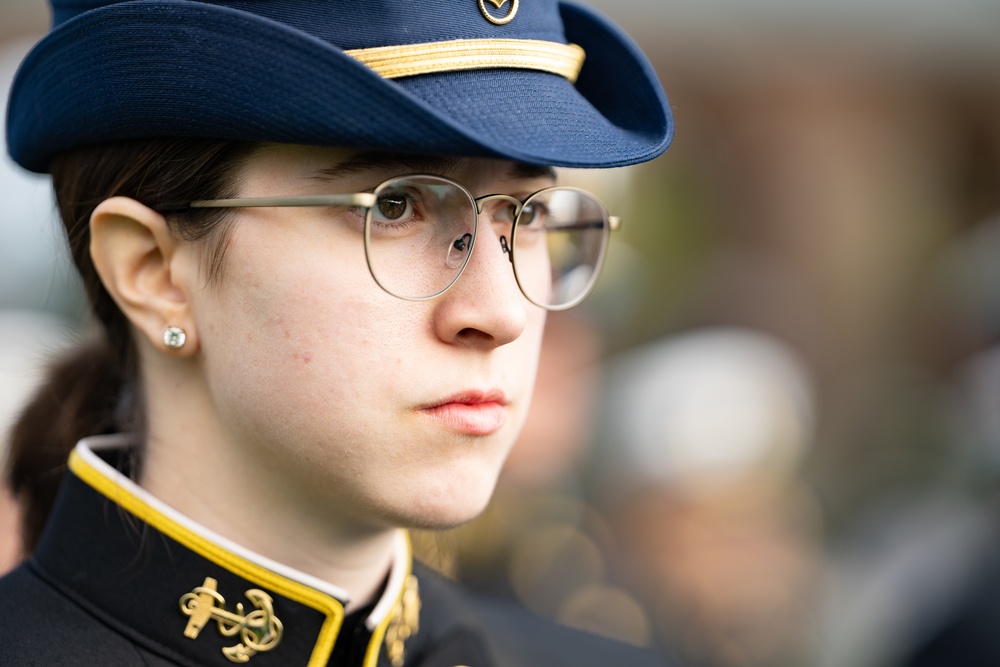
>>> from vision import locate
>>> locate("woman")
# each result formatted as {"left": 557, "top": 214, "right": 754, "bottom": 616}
{"left": 1, "top": 0, "right": 674, "bottom": 665}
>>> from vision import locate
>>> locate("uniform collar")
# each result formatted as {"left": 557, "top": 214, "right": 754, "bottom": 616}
{"left": 33, "top": 434, "right": 420, "bottom": 667}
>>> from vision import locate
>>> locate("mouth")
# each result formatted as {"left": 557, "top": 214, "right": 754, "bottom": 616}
{"left": 419, "top": 390, "right": 508, "bottom": 436}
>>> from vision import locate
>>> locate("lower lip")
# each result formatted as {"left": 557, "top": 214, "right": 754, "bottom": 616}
{"left": 422, "top": 402, "right": 507, "bottom": 435}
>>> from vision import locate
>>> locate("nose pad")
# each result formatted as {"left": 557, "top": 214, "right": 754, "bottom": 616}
{"left": 446, "top": 232, "right": 473, "bottom": 269}
{"left": 499, "top": 235, "right": 513, "bottom": 264}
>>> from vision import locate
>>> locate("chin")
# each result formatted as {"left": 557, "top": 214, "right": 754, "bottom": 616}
{"left": 389, "top": 470, "right": 501, "bottom": 531}
{"left": 406, "top": 502, "right": 492, "bottom": 531}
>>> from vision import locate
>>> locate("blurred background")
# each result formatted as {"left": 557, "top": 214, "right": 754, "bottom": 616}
{"left": 2, "top": 1, "right": 1000, "bottom": 665}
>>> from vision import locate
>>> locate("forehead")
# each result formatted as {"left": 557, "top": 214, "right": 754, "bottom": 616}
{"left": 243, "top": 144, "right": 556, "bottom": 187}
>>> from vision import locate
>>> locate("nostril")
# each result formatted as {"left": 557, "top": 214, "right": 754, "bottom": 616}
{"left": 456, "top": 327, "right": 497, "bottom": 344}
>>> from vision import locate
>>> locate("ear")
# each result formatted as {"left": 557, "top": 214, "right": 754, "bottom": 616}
{"left": 90, "top": 197, "right": 199, "bottom": 356}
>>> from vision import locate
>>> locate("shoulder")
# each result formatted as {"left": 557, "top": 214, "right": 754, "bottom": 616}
{"left": 898, "top": 543, "right": 1000, "bottom": 667}
{"left": 414, "top": 563, "right": 675, "bottom": 667}
{"left": 0, "top": 562, "right": 176, "bottom": 666}
{"left": 472, "top": 594, "right": 669, "bottom": 667}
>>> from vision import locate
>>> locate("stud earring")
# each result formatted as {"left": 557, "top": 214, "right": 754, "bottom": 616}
{"left": 163, "top": 326, "right": 187, "bottom": 349}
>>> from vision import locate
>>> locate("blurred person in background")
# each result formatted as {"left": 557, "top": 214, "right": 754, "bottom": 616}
{"left": 0, "top": 0, "right": 679, "bottom": 664}
{"left": 819, "top": 211, "right": 1000, "bottom": 667}
{"left": 0, "top": 311, "right": 77, "bottom": 575}
{"left": 596, "top": 328, "right": 823, "bottom": 667}
{"left": 0, "top": 488, "right": 16, "bottom": 573}
{"left": 902, "top": 212, "right": 1000, "bottom": 666}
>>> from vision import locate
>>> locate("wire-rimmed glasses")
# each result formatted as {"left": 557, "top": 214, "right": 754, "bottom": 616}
{"left": 167, "top": 174, "right": 620, "bottom": 311}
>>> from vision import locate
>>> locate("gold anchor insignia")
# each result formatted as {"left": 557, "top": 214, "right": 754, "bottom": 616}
{"left": 179, "top": 577, "right": 284, "bottom": 663}
{"left": 479, "top": 0, "right": 519, "bottom": 25}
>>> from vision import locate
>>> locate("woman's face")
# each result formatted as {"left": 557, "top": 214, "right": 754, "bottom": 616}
{"left": 183, "top": 144, "right": 550, "bottom": 530}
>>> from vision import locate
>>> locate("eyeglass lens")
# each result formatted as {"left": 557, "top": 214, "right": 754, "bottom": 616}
{"left": 363, "top": 176, "right": 609, "bottom": 309}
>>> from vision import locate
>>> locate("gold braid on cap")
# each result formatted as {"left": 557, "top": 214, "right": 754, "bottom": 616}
{"left": 345, "top": 38, "right": 585, "bottom": 83}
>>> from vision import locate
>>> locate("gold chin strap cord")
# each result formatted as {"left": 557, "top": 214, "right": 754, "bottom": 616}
{"left": 345, "top": 38, "right": 586, "bottom": 83}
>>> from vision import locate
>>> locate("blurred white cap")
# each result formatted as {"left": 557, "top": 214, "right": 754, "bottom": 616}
{"left": 603, "top": 327, "right": 816, "bottom": 491}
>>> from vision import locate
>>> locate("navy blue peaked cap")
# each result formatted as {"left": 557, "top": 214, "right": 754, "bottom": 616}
{"left": 7, "top": 0, "right": 673, "bottom": 173}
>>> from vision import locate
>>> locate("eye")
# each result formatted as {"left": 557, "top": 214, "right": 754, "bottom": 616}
{"left": 374, "top": 191, "right": 412, "bottom": 221}
{"left": 518, "top": 201, "right": 548, "bottom": 227}
{"left": 489, "top": 201, "right": 518, "bottom": 224}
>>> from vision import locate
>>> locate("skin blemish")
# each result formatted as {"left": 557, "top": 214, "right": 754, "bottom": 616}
{"left": 302, "top": 351, "right": 313, "bottom": 364}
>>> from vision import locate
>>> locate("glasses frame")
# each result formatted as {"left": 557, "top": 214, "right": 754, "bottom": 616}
{"left": 167, "top": 174, "right": 621, "bottom": 311}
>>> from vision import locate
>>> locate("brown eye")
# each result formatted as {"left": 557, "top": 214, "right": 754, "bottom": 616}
{"left": 376, "top": 193, "right": 410, "bottom": 220}
{"left": 518, "top": 202, "right": 540, "bottom": 226}
{"left": 488, "top": 202, "right": 518, "bottom": 224}
{"left": 504, "top": 202, "right": 520, "bottom": 222}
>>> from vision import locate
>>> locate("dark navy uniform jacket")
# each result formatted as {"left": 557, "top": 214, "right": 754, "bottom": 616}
{"left": 0, "top": 436, "right": 671, "bottom": 667}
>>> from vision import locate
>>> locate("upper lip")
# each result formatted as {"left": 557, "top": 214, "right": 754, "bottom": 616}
{"left": 421, "top": 389, "right": 508, "bottom": 409}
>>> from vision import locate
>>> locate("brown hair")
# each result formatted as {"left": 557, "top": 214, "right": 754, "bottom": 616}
{"left": 4, "top": 138, "right": 258, "bottom": 554}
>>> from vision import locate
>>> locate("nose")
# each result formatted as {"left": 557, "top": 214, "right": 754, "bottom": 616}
{"left": 431, "top": 206, "right": 528, "bottom": 349}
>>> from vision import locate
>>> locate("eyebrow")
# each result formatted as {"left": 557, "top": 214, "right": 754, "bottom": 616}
{"left": 312, "top": 153, "right": 460, "bottom": 180}
{"left": 509, "top": 162, "right": 557, "bottom": 181}
{"left": 311, "top": 152, "right": 557, "bottom": 183}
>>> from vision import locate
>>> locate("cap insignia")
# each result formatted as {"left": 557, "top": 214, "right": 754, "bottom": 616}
{"left": 179, "top": 577, "right": 284, "bottom": 663}
{"left": 479, "top": 0, "right": 519, "bottom": 25}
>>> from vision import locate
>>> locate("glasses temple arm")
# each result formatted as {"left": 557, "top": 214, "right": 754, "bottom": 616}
{"left": 538, "top": 216, "right": 621, "bottom": 232}
{"left": 159, "top": 193, "right": 379, "bottom": 211}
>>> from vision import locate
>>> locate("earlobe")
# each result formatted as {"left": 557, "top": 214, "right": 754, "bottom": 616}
{"left": 90, "top": 196, "right": 198, "bottom": 355}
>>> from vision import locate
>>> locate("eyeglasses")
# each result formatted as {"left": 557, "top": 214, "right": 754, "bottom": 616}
{"left": 166, "top": 174, "right": 620, "bottom": 310}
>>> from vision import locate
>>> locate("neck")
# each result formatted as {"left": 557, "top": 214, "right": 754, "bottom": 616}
{"left": 136, "top": 343, "right": 403, "bottom": 610}
{"left": 139, "top": 426, "right": 397, "bottom": 613}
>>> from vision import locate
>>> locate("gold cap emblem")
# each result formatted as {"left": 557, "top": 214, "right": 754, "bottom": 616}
{"left": 479, "top": 0, "right": 519, "bottom": 25}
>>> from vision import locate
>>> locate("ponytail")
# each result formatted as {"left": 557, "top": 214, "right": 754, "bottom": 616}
{"left": 5, "top": 336, "right": 132, "bottom": 553}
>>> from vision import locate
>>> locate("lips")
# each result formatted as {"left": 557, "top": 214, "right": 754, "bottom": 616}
{"left": 420, "top": 390, "right": 508, "bottom": 436}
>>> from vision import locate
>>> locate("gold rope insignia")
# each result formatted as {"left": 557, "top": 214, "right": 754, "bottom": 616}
{"left": 384, "top": 575, "right": 421, "bottom": 667}
{"left": 345, "top": 38, "right": 585, "bottom": 83}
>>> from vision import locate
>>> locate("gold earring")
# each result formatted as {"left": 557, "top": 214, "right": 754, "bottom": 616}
{"left": 163, "top": 326, "right": 187, "bottom": 349}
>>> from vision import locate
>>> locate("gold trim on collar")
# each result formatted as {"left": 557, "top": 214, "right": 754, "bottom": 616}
{"left": 345, "top": 38, "right": 586, "bottom": 83}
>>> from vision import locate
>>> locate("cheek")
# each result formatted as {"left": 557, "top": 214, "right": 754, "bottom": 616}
{"left": 197, "top": 233, "right": 410, "bottom": 410}
{"left": 519, "top": 308, "right": 548, "bottom": 374}
{"left": 218, "top": 292, "right": 404, "bottom": 398}
{"left": 199, "top": 293, "right": 419, "bottom": 478}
